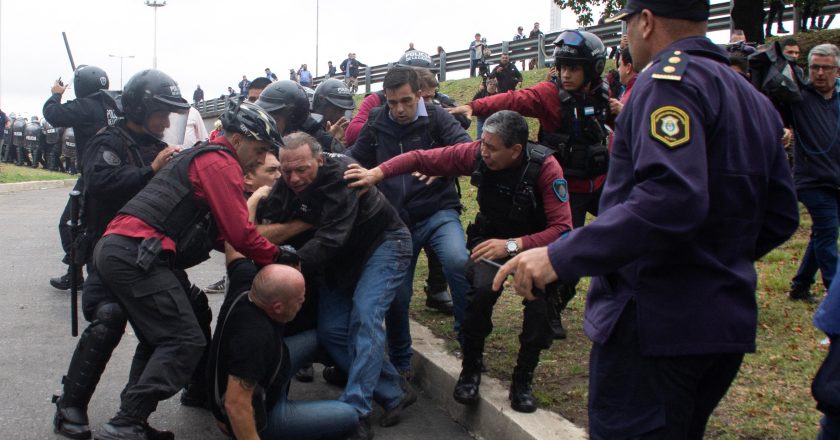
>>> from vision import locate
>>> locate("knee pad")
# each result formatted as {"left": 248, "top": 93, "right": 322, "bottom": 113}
{"left": 93, "top": 302, "right": 127, "bottom": 330}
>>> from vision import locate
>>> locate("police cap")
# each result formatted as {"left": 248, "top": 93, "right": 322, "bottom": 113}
{"left": 606, "top": 0, "right": 709, "bottom": 23}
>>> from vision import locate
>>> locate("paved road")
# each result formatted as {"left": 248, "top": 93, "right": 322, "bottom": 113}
{"left": 0, "top": 185, "right": 473, "bottom": 440}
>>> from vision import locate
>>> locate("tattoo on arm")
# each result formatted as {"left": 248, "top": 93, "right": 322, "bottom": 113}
{"left": 235, "top": 376, "right": 257, "bottom": 391}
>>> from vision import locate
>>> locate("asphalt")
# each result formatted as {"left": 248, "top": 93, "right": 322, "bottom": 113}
{"left": 0, "top": 184, "right": 474, "bottom": 440}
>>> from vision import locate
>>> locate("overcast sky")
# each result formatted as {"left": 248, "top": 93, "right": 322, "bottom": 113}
{"left": 0, "top": 0, "right": 778, "bottom": 118}
{"left": 0, "top": 0, "right": 573, "bottom": 117}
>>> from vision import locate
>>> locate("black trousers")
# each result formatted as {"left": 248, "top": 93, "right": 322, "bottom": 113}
{"left": 462, "top": 257, "right": 553, "bottom": 352}
{"left": 58, "top": 179, "right": 85, "bottom": 264}
{"left": 94, "top": 234, "right": 205, "bottom": 420}
{"left": 588, "top": 304, "right": 744, "bottom": 440}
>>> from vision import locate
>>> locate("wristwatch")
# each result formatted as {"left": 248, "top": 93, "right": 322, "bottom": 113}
{"left": 506, "top": 238, "right": 519, "bottom": 256}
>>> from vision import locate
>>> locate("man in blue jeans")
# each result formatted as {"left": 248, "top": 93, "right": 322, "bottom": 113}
{"left": 209, "top": 260, "right": 358, "bottom": 440}
{"left": 261, "top": 132, "right": 415, "bottom": 440}
{"left": 788, "top": 43, "right": 840, "bottom": 303}
{"left": 813, "top": 263, "right": 840, "bottom": 440}
{"left": 348, "top": 66, "right": 472, "bottom": 378}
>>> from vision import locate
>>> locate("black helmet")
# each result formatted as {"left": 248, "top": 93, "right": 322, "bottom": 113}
{"left": 121, "top": 69, "right": 190, "bottom": 125}
{"left": 73, "top": 65, "right": 110, "bottom": 98}
{"left": 30, "top": 115, "right": 39, "bottom": 123}
{"left": 219, "top": 99, "right": 283, "bottom": 149}
{"left": 397, "top": 50, "right": 438, "bottom": 73}
{"left": 553, "top": 30, "right": 607, "bottom": 85}
{"left": 313, "top": 79, "right": 355, "bottom": 113}
{"left": 255, "top": 80, "right": 310, "bottom": 132}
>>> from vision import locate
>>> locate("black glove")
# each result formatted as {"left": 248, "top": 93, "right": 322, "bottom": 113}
{"left": 274, "top": 245, "right": 300, "bottom": 266}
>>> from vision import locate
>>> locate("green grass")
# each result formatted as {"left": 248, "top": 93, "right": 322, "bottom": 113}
{"left": 0, "top": 164, "right": 74, "bottom": 184}
{"left": 401, "top": 70, "right": 828, "bottom": 438}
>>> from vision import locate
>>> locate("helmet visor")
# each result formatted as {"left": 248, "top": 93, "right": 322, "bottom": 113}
{"left": 161, "top": 111, "right": 190, "bottom": 146}
{"left": 557, "top": 30, "right": 585, "bottom": 48}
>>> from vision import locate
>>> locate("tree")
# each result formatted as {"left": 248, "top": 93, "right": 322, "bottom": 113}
{"left": 554, "top": 0, "right": 769, "bottom": 44}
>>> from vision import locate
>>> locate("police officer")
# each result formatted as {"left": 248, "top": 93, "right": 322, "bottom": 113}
{"left": 51, "top": 69, "right": 187, "bottom": 440}
{"left": 44, "top": 65, "right": 113, "bottom": 291}
{"left": 346, "top": 110, "right": 573, "bottom": 413}
{"left": 1, "top": 113, "right": 13, "bottom": 163}
{"left": 23, "top": 115, "right": 41, "bottom": 167}
{"left": 450, "top": 30, "right": 613, "bottom": 339}
{"left": 493, "top": 1, "right": 799, "bottom": 438}
{"left": 92, "top": 99, "right": 293, "bottom": 440}
{"left": 61, "top": 128, "right": 78, "bottom": 174}
{"left": 11, "top": 116, "right": 27, "bottom": 166}
{"left": 41, "top": 119, "right": 62, "bottom": 171}
{"left": 255, "top": 80, "right": 345, "bottom": 153}
{"left": 312, "top": 78, "right": 355, "bottom": 143}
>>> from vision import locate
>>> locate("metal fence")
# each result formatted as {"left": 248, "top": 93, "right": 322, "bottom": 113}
{"left": 198, "top": 1, "right": 836, "bottom": 119}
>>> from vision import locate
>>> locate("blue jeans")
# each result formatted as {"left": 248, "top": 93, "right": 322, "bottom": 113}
{"left": 387, "top": 209, "right": 470, "bottom": 371}
{"left": 318, "top": 228, "right": 411, "bottom": 416}
{"left": 264, "top": 330, "right": 358, "bottom": 440}
{"left": 793, "top": 188, "right": 840, "bottom": 291}
{"left": 476, "top": 117, "right": 486, "bottom": 140}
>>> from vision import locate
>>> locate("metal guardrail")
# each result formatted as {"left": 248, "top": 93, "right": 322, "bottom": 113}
{"left": 198, "top": 1, "right": 837, "bottom": 119}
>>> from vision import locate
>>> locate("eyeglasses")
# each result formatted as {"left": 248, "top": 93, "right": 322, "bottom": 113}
{"left": 810, "top": 64, "right": 838, "bottom": 73}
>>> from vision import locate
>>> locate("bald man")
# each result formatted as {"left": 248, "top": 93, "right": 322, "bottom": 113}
{"left": 208, "top": 261, "right": 358, "bottom": 439}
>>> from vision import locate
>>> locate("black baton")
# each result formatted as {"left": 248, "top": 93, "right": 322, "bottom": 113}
{"left": 69, "top": 190, "right": 81, "bottom": 336}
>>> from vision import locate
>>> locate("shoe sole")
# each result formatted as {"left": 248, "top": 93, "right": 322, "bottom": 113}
{"left": 380, "top": 390, "right": 418, "bottom": 427}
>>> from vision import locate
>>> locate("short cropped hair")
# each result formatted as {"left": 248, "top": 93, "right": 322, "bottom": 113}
{"left": 482, "top": 110, "right": 529, "bottom": 148}
{"left": 383, "top": 66, "right": 420, "bottom": 93}
{"left": 281, "top": 132, "right": 322, "bottom": 157}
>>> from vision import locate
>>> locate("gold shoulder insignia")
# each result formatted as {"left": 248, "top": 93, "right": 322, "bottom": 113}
{"left": 651, "top": 50, "right": 689, "bottom": 81}
{"left": 650, "top": 106, "right": 690, "bottom": 149}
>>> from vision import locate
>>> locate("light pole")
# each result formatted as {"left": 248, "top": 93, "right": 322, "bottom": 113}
{"left": 145, "top": 0, "right": 166, "bottom": 69}
{"left": 315, "top": 0, "right": 319, "bottom": 77}
{"left": 109, "top": 54, "right": 135, "bottom": 90}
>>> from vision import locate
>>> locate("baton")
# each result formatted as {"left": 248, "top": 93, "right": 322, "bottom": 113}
{"left": 62, "top": 32, "right": 76, "bottom": 72}
{"left": 69, "top": 190, "right": 80, "bottom": 336}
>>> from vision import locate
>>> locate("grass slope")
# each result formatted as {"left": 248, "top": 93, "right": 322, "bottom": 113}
{"left": 0, "top": 164, "right": 74, "bottom": 184}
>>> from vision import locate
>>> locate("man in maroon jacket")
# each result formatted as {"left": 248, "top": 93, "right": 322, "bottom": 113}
{"left": 345, "top": 110, "right": 572, "bottom": 413}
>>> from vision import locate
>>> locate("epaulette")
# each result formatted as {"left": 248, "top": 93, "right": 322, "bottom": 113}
{"left": 651, "top": 50, "right": 689, "bottom": 81}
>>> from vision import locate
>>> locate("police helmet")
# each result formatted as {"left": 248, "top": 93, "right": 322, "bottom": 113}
{"left": 121, "top": 69, "right": 190, "bottom": 125}
{"left": 553, "top": 30, "right": 607, "bottom": 85}
{"left": 30, "top": 115, "right": 39, "bottom": 123}
{"left": 254, "top": 80, "right": 311, "bottom": 132}
{"left": 397, "top": 50, "right": 439, "bottom": 73}
{"left": 73, "top": 65, "right": 110, "bottom": 98}
{"left": 313, "top": 79, "right": 355, "bottom": 113}
{"left": 219, "top": 99, "right": 283, "bottom": 149}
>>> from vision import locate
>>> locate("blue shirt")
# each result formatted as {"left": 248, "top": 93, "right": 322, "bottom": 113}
{"left": 546, "top": 36, "right": 799, "bottom": 356}
{"left": 299, "top": 70, "right": 313, "bottom": 85}
{"left": 815, "top": 267, "right": 840, "bottom": 336}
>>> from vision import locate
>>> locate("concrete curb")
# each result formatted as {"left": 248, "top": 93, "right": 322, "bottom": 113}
{"left": 409, "top": 320, "right": 588, "bottom": 440}
{"left": 0, "top": 178, "right": 77, "bottom": 194}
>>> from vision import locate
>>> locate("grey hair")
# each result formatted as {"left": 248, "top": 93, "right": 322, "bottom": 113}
{"left": 809, "top": 43, "right": 840, "bottom": 67}
{"left": 482, "top": 110, "right": 529, "bottom": 148}
{"left": 281, "top": 131, "right": 322, "bottom": 157}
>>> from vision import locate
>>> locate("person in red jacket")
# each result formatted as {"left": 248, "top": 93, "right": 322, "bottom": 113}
{"left": 92, "top": 99, "right": 295, "bottom": 440}
{"left": 450, "top": 30, "right": 612, "bottom": 338}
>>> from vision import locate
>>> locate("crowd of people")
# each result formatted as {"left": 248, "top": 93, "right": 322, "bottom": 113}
{"left": 8, "top": 1, "right": 836, "bottom": 439}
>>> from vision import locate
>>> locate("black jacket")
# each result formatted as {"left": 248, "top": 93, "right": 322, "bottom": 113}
{"left": 349, "top": 102, "right": 471, "bottom": 227}
{"left": 43, "top": 91, "right": 111, "bottom": 166}
{"left": 489, "top": 62, "right": 522, "bottom": 92}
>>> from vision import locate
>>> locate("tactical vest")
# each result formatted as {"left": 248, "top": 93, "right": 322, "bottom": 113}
{"left": 468, "top": 143, "right": 551, "bottom": 244}
{"left": 538, "top": 81, "right": 610, "bottom": 179}
{"left": 119, "top": 142, "right": 233, "bottom": 269}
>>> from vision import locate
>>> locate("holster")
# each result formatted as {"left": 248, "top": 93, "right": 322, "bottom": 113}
{"left": 136, "top": 237, "right": 163, "bottom": 272}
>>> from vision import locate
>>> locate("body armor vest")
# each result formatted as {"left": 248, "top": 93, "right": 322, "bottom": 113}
{"left": 119, "top": 142, "right": 233, "bottom": 269}
{"left": 538, "top": 82, "right": 610, "bottom": 179}
{"left": 468, "top": 143, "right": 551, "bottom": 245}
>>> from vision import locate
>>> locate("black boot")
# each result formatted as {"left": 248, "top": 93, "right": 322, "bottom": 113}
{"left": 453, "top": 339, "right": 483, "bottom": 405}
{"left": 95, "top": 418, "right": 149, "bottom": 440}
{"left": 509, "top": 372, "right": 537, "bottom": 413}
{"left": 509, "top": 345, "right": 541, "bottom": 413}
{"left": 179, "top": 381, "right": 210, "bottom": 409}
{"left": 50, "top": 267, "right": 84, "bottom": 291}
{"left": 54, "top": 317, "right": 124, "bottom": 439}
{"left": 789, "top": 282, "right": 818, "bottom": 303}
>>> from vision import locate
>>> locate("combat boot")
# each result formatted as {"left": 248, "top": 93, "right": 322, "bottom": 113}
{"left": 789, "top": 282, "right": 818, "bottom": 303}
{"left": 453, "top": 339, "right": 483, "bottom": 405}
{"left": 52, "top": 395, "right": 90, "bottom": 439}
{"left": 509, "top": 371, "right": 537, "bottom": 413}
{"left": 50, "top": 268, "right": 84, "bottom": 291}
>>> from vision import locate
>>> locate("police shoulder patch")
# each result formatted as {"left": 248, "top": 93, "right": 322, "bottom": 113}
{"left": 102, "top": 150, "right": 122, "bottom": 166}
{"left": 552, "top": 178, "right": 569, "bottom": 202}
{"left": 650, "top": 106, "right": 690, "bottom": 149}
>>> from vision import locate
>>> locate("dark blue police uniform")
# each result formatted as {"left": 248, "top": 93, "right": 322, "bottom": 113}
{"left": 545, "top": 36, "right": 799, "bottom": 438}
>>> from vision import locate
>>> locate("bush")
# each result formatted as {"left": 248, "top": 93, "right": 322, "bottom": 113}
{"left": 769, "top": 28, "right": 840, "bottom": 65}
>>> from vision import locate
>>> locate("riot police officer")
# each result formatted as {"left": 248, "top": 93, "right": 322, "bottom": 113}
{"left": 45, "top": 65, "right": 114, "bottom": 291}
{"left": 41, "top": 119, "right": 62, "bottom": 171}
{"left": 51, "top": 69, "right": 189, "bottom": 440}
{"left": 312, "top": 78, "right": 355, "bottom": 143}
{"left": 450, "top": 30, "right": 612, "bottom": 339}
{"left": 1, "top": 112, "right": 13, "bottom": 163}
{"left": 61, "top": 128, "right": 78, "bottom": 174}
{"left": 11, "top": 116, "right": 27, "bottom": 166}
{"left": 24, "top": 116, "right": 43, "bottom": 168}
{"left": 255, "top": 80, "right": 345, "bottom": 153}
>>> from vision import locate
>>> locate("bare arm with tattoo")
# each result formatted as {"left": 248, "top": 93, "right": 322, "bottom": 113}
{"left": 224, "top": 375, "right": 260, "bottom": 440}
